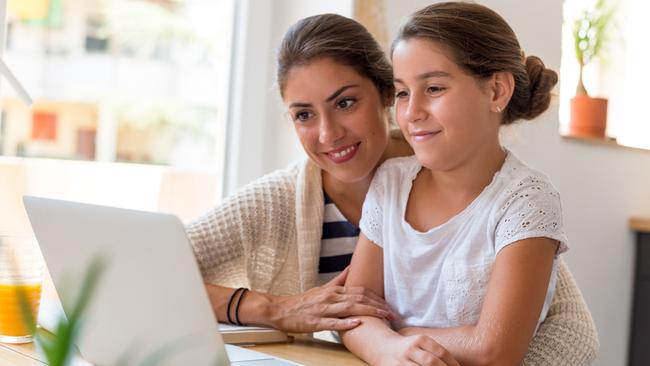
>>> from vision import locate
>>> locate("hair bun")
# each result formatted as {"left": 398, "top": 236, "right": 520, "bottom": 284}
{"left": 522, "top": 56, "right": 558, "bottom": 120}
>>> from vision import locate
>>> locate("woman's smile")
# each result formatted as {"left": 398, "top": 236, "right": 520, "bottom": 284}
{"left": 325, "top": 142, "right": 361, "bottom": 163}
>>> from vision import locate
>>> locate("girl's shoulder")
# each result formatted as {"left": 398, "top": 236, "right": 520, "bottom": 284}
{"left": 375, "top": 155, "right": 421, "bottom": 181}
{"left": 497, "top": 151, "right": 558, "bottom": 194}
{"left": 364, "top": 156, "right": 420, "bottom": 201}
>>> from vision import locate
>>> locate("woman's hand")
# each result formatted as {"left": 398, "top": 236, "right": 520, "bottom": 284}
{"left": 398, "top": 327, "right": 419, "bottom": 337}
{"left": 372, "top": 334, "right": 460, "bottom": 366}
{"left": 268, "top": 267, "right": 395, "bottom": 333}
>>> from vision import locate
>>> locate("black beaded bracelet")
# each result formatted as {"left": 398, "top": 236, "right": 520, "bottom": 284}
{"left": 234, "top": 288, "right": 249, "bottom": 326}
{"left": 226, "top": 287, "right": 245, "bottom": 325}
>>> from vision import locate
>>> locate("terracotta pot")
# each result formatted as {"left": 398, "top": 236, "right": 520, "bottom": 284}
{"left": 569, "top": 95, "right": 608, "bottom": 138}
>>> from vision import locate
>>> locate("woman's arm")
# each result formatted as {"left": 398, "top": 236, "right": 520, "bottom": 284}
{"left": 205, "top": 267, "right": 392, "bottom": 332}
{"left": 187, "top": 167, "right": 392, "bottom": 333}
{"left": 400, "top": 237, "right": 559, "bottom": 366}
{"left": 522, "top": 259, "right": 599, "bottom": 365}
{"left": 341, "top": 234, "right": 459, "bottom": 366}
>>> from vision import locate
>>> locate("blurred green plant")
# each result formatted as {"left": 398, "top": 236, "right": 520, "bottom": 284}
{"left": 573, "top": 0, "right": 615, "bottom": 96}
{"left": 17, "top": 257, "right": 106, "bottom": 366}
{"left": 16, "top": 256, "right": 224, "bottom": 366}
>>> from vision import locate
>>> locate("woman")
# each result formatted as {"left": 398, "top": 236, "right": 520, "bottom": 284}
{"left": 186, "top": 13, "right": 598, "bottom": 364}
{"left": 187, "top": 13, "right": 410, "bottom": 333}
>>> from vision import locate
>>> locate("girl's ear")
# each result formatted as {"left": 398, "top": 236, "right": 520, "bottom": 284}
{"left": 490, "top": 71, "right": 515, "bottom": 113}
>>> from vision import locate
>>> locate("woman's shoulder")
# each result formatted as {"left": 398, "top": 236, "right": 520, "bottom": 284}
{"left": 225, "top": 158, "right": 315, "bottom": 205}
{"left": 246, "top": 159, "right": 310, "bottom": 187}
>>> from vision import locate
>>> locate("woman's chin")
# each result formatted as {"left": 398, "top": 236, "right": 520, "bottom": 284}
{"left": 323, "top": 163, "right": 374, "bottom": 185}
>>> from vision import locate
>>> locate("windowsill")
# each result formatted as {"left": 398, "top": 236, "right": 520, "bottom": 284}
{"left": 561, "top": 133, "right": 650, "bottom": 153}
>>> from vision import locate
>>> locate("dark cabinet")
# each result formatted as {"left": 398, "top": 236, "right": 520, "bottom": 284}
{"left": 629, "top": 230, "right": 650, "bottom": 365}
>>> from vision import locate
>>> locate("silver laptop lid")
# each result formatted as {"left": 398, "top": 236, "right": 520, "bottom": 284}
{"left": 23, "top": 196, "right": 229, "bottom": 366}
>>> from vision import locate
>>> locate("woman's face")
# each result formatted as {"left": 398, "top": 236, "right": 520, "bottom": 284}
{"left": 392, "top": 38, "right": 501, "bottom": 171}
{"left": 283, "top": 58, "right": 390, "bottom": 183}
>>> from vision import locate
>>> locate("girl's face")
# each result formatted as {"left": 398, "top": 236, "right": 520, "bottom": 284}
{"left": 392, "top": 38, "right": 502, "bottom": 171}
{"left": 283, "top": 58, "right": 390, "bottom": 183}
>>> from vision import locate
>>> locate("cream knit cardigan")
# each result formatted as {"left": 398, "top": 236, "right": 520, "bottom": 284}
{"left": 186, "top": 159, "right": 599, "bottom": 365}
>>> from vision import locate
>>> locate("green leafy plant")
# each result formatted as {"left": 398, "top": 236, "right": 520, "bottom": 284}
{"left": 573, "top": 0, "right": 615, "bottom": 96}
{"left": 17, "top": 257, "right": 106, "bottom": 366}
{"left": 16, "top": 257, "right": 223, "bottom": 366}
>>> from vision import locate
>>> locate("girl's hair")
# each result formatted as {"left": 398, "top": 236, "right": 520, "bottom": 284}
{"left": 277, "top": 14, "right": 394, "bottom": 104}
{"left": 393, "top": 2, "right": 558, "bottom": 124}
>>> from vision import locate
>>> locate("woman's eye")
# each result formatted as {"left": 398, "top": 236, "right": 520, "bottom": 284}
{"left": 395, "top": 90, "right": 408, "bottom": 99}
{"left": 336, "top": 98, "right": 356, "bottom": 109}
{"left": 294, "top": 111, "right": 312, "bottom": 122}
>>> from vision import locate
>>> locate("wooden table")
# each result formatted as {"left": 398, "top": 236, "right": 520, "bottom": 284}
{"left": 0, "top": 336, "right": 366, "bottom": 366}
{"left": 630, "top": 217, "right": 650, "bottom": 233}
{"left": 251, "top": 337, "right": 366, "bottom": 366}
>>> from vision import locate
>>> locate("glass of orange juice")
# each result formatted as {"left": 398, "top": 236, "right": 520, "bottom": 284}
{"left": 0, "top": 232, "right": 44, "bottom": 344}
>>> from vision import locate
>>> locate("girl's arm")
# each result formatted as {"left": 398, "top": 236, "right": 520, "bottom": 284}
{"left": 400, "top": 237, "right": 559, "bottom": 366}
{"left": 341, "top": 234, "right": 459, "bottom": 366}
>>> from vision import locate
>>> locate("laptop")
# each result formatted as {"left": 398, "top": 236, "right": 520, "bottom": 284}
{"left": 23, "top": 196, "right": 300, "bottom": 366}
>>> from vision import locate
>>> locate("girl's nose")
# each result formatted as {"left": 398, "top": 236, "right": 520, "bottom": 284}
{"left": 403, "top": 94, "right": 427, "bottom": 123}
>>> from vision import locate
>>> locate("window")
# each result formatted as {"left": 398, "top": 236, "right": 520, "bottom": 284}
{"left": 560, "top": 0, "right": 650, "bottom": 150}
{"left": 0, "top": 0, "right": 235, "bottom": 231}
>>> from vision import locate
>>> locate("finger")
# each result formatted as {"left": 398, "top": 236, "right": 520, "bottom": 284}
{"left": 408, "top": 348, "right": 440, "bottom": 366}
{"left": 336, "top": 292, "right": 388, "bottom": 311}
{"left": 339, "top": 286, "right": 387, "bottom": 306}
{"left": 313, "top": 317, "right": 361, "bottom": 332}
{"left": 335, "top": 293, "right": 398, "bottom": 320}
{"left": 438, "top": 351, "right": 461, "bottom": 366}
{"left": 418, "top": 338, "right": 460, "bottom": 366}
{"left": 323, "top": 302, "right": 391, "bottom": 320}
{"left": 324, "top": 267, "right": 349, "bottom": 287}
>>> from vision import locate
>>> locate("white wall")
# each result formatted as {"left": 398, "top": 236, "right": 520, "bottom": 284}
{"left": 236, "top": 1, "right": 650, "bottom": 365}
{"left": 224, "top": 0, "right": 352, "bottom": 195}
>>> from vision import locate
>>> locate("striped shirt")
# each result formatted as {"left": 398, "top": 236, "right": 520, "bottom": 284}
{"left": 318, "top": 192, "right": 360, "bottom": 285}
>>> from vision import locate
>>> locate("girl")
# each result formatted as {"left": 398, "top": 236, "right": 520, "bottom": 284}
{"left": 341, "top": 3, "right": 589, "bottom": 365}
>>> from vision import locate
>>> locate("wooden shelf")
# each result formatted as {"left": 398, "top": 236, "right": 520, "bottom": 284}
{"left": 561, "top": 134, "right": 650, "bottom": 153}
{"left": 630, "top": 217, "right": 650, "bottom": 233}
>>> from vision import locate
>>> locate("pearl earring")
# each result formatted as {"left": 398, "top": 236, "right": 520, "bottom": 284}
{"left": 496, "top": 106, "right": 503, "bottom": 113}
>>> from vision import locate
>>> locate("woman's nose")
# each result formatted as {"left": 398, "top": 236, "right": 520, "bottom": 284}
{"left": 318, "top": 114, "right": 345, "bottom": 145}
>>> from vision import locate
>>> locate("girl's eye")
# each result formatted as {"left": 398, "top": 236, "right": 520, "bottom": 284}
{"left": 294, "top": 111, "right": 313, "bottom": 122}
{"left": 427, "top": 86, "right": 445, "bottom": 93}
{"left": 336, "top": 98, "right": 356, "bottom": 109}
{"left": 395, "top": 90, "right": 408, "bottom": 99}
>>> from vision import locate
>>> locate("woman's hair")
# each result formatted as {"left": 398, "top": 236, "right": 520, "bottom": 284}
{"left": 393, "top": 2, "right": 558, "bottom": 124}
{"left": 277, "top": 14, "right": 394, "bottom": 105}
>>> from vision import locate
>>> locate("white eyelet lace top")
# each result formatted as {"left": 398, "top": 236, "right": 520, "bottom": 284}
{"left": 359, "top": 150, "right": 568, "bottom": 330}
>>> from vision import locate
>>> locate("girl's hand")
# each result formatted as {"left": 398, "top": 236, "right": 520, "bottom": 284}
{"left": 268, "top": 267, "right": 395, "bottom": 333}
{"left": 372, "top": 334, "right": 460, "bottom": 366}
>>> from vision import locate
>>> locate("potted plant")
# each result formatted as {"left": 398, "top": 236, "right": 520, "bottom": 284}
{"left": 569, "top": 0, "right": 615, "bottom": 138}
